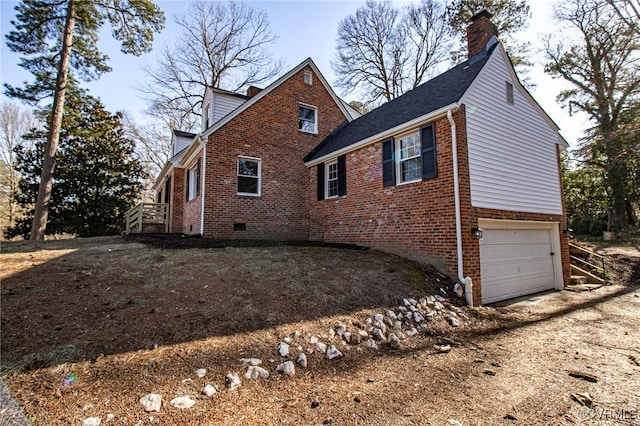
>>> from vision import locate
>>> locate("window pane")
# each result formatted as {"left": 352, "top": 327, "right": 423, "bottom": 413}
{"left": 401, "top": 157, "right": 422, "bottom": 182}
{"left": 299, "top": 107, "right": 315, "bottom": 120}
{"left": 299, "top": 119, "right": 315, "bottom": 132}
{"left": 238, "top": 159, "right": 258, "bottom": 176}
{"left": 400, "top": 134, "right": 420, "bottom": 159}
{"left": 328, "top": 180, "right": 338, "bottom": 197}
{"left": 238, "top": 176, "right": 258, "bottom": 194}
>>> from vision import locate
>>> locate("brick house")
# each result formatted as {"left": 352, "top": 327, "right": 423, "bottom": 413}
{"left": 153, "top": 11, "right": 569, "bottom": 305}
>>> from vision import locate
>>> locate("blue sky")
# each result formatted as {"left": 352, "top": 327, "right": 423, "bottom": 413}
{"left": 0, "top": 0, "right": 586, "bottom": 147}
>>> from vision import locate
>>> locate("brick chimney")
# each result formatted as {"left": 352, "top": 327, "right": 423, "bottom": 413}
{"left": 246, "top": 85, "right": 263, "bottom": 98}
{"left": 466, "top": 10, "right": 498, "bottom": 58}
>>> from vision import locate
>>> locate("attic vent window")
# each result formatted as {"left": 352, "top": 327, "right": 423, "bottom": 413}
{"left": 506, "top": 82, "right": 514, "bottom": 105}
{"left": 304, "top": 70, "right": 313, "bottom": 85}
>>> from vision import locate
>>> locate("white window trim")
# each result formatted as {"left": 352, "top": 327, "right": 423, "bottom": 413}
{"left": 395, "top": 131, "right": 421, "bottom": 185}
{"left": 237, "top": 155, "right": 261, "bottom": 197}
{"left": 298, "top": 103, "right": 318, "bottom": 134}
{"left": 187, "top": 162, "right": 199, "bottom": 201}
{"left": 325, "top": 160, "right": 338, "bottom": 199}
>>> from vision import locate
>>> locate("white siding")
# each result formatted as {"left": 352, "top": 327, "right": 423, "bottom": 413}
{"left": 461, "top": 47, "right": 563, "bottom": 215}
{"left": 173, "top": 135, "right": 193, "bottom": 156}
{"left": 213, "top": 93, "right": 245, "bottom": 123}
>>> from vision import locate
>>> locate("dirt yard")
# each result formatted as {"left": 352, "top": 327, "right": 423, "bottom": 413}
{"left": 1, "top": 237, "right": 638, "bottom": 425}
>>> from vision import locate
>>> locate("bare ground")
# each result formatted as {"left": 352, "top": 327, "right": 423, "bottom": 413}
{"left": 0, "top": 237, "right": 638, "bottom": 425}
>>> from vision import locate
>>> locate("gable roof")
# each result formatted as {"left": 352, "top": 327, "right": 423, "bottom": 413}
{"left": 304, "top": 43, "right": 497, "bottom": 163}
{"left": 201, "top": 57, "right": 355, "bottom": 139}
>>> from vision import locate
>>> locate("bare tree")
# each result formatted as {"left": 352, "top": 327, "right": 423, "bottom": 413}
{"left": 0, "top": 102, "right": 35, "bottom": 234}
{"left": 332, "top": 0, "right": 453, "bottom": 106}
{"left": 606, "top": 0, "right": 640, "bottom": 35}
{"left": 121, "top": 112, "right": 171, "bottom": 183}
{"left": 141, "top": 0, "right": 283, "bottom": 131}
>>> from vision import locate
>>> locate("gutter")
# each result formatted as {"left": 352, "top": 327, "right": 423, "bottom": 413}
{"left": 200, "top": 140, "right": 206, "bottom": 236}
{"left": 447, "top": 108, "right": 474, "bottom": 307}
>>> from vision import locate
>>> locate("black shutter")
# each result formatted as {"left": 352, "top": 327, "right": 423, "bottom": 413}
{"left": 382, "top": 138, "right": 395, "bottom": 187}
{"left": 185, "top": 169, "right": 190, "bottom": 201}
{"left": 337, "top": 155, "right": 347, "bottom": 196}
{"left": 421, "top": 124, "right": 437, "bottom": 180}
{"left": 317, "top": 163, "right": 325, "bottom": 201}
{"left": 195, "top": 158, "right": 201, "bottom": 196}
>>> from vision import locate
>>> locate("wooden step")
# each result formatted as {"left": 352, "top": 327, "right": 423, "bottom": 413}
{"left": 570, "top": 264, "right": 606, "bottom": 285}
{"left": 571, "top": 275, "right": 587, "bottom": 285}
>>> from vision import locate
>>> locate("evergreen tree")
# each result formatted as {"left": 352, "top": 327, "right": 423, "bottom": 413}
{"left": 4, "top": 0, "right": 164, "bottom": 241}
{"left": 6, "top": 91, "right": 146, "bottom": 239}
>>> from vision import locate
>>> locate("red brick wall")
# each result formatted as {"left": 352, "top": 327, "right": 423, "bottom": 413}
{"left": 201, "top": 65, "right": 348, "bottom": 240}
{"left": 309, "top": 105, "right": 569, "bottom": 305}
{"left": 170, "top": 168, "right": 185, "bottom": 233}
{"left": 182, "top": 154, "right": 202, "bottom": 235}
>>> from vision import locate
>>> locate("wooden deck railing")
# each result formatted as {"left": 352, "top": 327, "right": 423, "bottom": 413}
{"left": 125, "top": 203, "right": 169, "bottom": 234}
{"left": 569, "top": 242, "right": 607, "bottom": 280}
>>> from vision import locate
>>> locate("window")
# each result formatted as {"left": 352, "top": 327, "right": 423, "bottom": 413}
{"left": 317, "top": 155, "right": 346, "bottom": 200}
{"left": 186, "top": 159, "right": 201, "bottom": 201}
{"left": 382, "top": 123, "right": 437, "bottom": 187}
{"left": 397, "top": 133, "right": 422, "bottom": 184}
{"left": 298, "top": 104, "right": 317, "bottom": 134}
{"left": 237, "top": 156, "right": 261, "bottom": 196}
{"left": 506, "top": 82, "right": 514, "bottom": 105}
{"left": 326, "top": 161, "right": 339, "bottom": 198}
{"left": 304, "top": 70, "right": 313, "bottom": 85}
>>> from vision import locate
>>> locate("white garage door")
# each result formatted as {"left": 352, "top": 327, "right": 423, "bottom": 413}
{"left": 480, "top": 225, "right": 558, "bottom": 304}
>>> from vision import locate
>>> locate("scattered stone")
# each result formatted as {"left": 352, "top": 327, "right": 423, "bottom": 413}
{"left": 414, "top": 313, "right": 424, "bottom": 323}
{"left": 297, "top": 345, "right": 303, "bottom": 352}
{"left": 434, "top": 301, "right": 444, "bottom": 311}
{"left": 398, "top": 306, "right": 408, "bottom": 312}
{"left": 278, "top": 342, "right": 290, "bottom": 357}
{"left": 483, "top": 369, "right": 496, "bottom": 376}
{"left": 194, "top": 368, "right": 207, "bottom": 378}
{"left": 170, "top": 396, "right": 195, "bottom": 409}
{"left": 386, "top": 310, "right": 397, "bottom": 320}
{"left": 105, "top": 414, "right": 115, "bottom": 422}
{"left": 83, "top": 417, "right": 101, "bottom": 426}
{"left": 448, "top": 311, "right": 457, "bottom": 318}
{"left": 358, "top": 329, "right": 368, "bottom": 338}
{"left": 408, "top": 305, "right": 417, "bottom": 312}
{"left": 326, "top": 345, "right": 343, "bottom": 360}
{"left": 328, "top": 328, "right": 335, "bottom": 339}
{"left": 284, "top": 337, "right": 292, "bottom": 344}
{"left": 435, "top": 295, "right": 446, "bottom": 302}
{"left": 342, "top": 332, "right": 351, "bottom": 343}
{"left": 309, "top": 336, "right": 319, "bottom": 344}
{"left": 316, "top": 341, "right": 327, "bottom": 354}
{"left": 568, "top": 370, "right": 598, "bottom": 383}
{"left": 402, "top": 298, "right": 411, "bottom": 306}
{"left": 225, "top": 372, "right": 242, "bottom": 390}
{"left": 474, "top": 358, "right": 484, "bottom": 364}
{"left": 426, "top": 296, "right": 435, "bottom": 305}
{"left": 366, "top": 378, "right": 376, "bottom": 383}
{"left": 453, "top": 283, "right": 464, "bottom": 298}
{"left": 276, "top": 361, "right": 296, "bottom": 376}
{"left": 388, "top": 333, "right": 401, "bottom": 349}
{"left": 374, "top": 320, "right": 387, "bottom": 333}
{"left": 296, "top": 353, "right": 308, "bottom": 368}
{"left": 365, "top": 339, "right": 380, "bottom": 350}
{"left": 447, "top": 420, "right": 462, "bottom": 426}
{"left": 408, "top": 298, "right": 418, "bottom": 306}
{"left": 571, "top": 392, "right": 593, "bottom": 407}
{"left": 434, "top": 344, "right": 452, "bottom": 353}
{"left": 311, "top": 398, "right": 320, "bottom": 408}
{"left": 504, "top": 413, "right": 517, "bottom": 421}
{"left": 348, "top": 332, "right": 362, "bottom": 345}
{"left": 364, "top": 317, "right": 372, "bottom": 325}
{"left": 447, "top": 317, "right": 460, "bottom": 327}
{"left": 372, "top": 328, "right": 386, "bottom": 341}
{"left": 245, "top": 365, "right": 270, "bottom": 379}
{"left": 202, "top": 384, "right": 217, "bottom": 397}
{"left": 139, "top": 393, "right": 162, "bottom": 412}
{"left": 406, "top": 327, "right": 418, "bottom": 337}
{"left": 335, "top": 324, "right": 346, "bottom": 336}
{"left": 239, "top": 358, "right": 262, "bottom": 366}
{"left": 491, "top": 361, "right": 501, "bottom": 367}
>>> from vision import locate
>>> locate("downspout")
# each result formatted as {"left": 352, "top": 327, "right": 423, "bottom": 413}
{"left": 447, "top": 108, "right": 474, "bottom": 306}
{"left": 199, "top": 140, "right": 206, "bottom": 236}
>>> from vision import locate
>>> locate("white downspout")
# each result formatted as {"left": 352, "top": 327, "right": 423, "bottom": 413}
{"left": 199, "top": 140, "right": 206, "bottom": 236}
{"left": 447, "top": 109, "right": 474, "bottom": 306}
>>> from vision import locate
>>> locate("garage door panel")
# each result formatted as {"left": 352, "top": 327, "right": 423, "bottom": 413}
{"left": 480, "top": 225, "right": 557, "bottom": 304}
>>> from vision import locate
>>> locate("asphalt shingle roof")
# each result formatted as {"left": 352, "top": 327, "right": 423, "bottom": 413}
{"left": 304, "top": 45, "right": 495, "bottom": 162}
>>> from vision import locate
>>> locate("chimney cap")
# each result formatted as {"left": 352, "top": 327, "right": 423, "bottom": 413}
{"left": 470, "top": 9, "right": 493, "bottom": 22}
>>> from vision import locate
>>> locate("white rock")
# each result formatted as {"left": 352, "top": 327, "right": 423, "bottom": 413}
{"left": 453, "top": 283, "right": 464, "bottom": 298}
{"left": 406, "top": 327, "right": 418, "bottom": 337}
{"left": 358, "top": 329, "right": 368, "bottom": 338}
{"left": 408, "top": 298, "right": 418, "bottom": 306}
{"left": 296, "top": 353, "right": 308, "bottom": 368}
{"left": 388, "top": 333, "right": 401, "bottom": 349}
{"left": 374, "top": 320, "right": 387, "bottom": 333}
{"left": 294, "top": 330, "right": 302, "bottom": 338}
{"left": 225, "top": 372, "right": 242, "bottom": 390}
{"left": 386, "top": 310, "right": 397, "bottom": 320}
{"left": 418, "top": 297, "right": 427, "bottom": 306}
{"left": 397, "top": 312, "right": 404, "bottom": 320}
{"left": 105, "top": 414, "right": 115, "bottom": 422}
{"left": 284, "top": 337, "right": 292, "bottom": 343}
{"left": 335, "top": 324, "right": 346, "bottom": 336}
{"left": 398, "top": 305, "right": 408, "bottom": 312}
{"left": 83, "top": 417, "right": 101, "bottom": 426}
{"left": 170, "top": 396, "right": 195, "bottom": 409}
{"left": 245, "top": 365, "right": 270, "bottom": 379}
{"left": 434, "top": 301, "right": 444, "bottom": 311}
{"left": 435, "top": 344, "right": 452, "bottom": 353}
{"left": 364, "top": 317, "right": 372, "bottom": 325}
{"left": 426, "top": 296, "right": 436, "bottom": 304}
{"left": 447, "top": 317, "right": 460, "bottom": 327}
{"left": 414, "top": 313, "right": 424, "bottom": 323}
{"left": 278, "top": 342, "right": 290, "bottom": 357}
{"left": 239, "top": 358, "right": 262, "bottom": 366}
{"left": 448, "top": 311, "right": 458, "bottom": 317}
{"left": 372, "top": 328, "right": 386, "bottom": 341}
{"left": 316, "top": 341, "right": 327, "bottom": 354}
{"left": 342, "top": 332, "right": 352, "bottom": 343}
{"left": 195, "top": 368, "right": 207, "bottom": 378}
{"left": 202, "top": 384, "right": 217, "bottom": 396}
{"left": 365, "top": 339, "right": 379, "bottom": 350}
{"left": 328, "top": 328, "right": 335, "bottom": 339}
{"left": 326, "top": 345, "right": 343, "bottom": 360}
{"left": 402, "top": 298, "right": 411, "bottom": 306}
{"left": 435, "top": 295, "right": 446, "bottom": 302}
{"left": 276, "top": 361, "right": 295, "bottom": 376}
{"left": 309, "top": 335, "right": 319, "bottom": 344}
{"left": 139, "top": 393, "right": 162, "bottom": 412}
{"left": 297, "top": 345, "right": 303, "bottom": 352}
{"left": 374, "top": 313, "right": 384, "bottom": 322}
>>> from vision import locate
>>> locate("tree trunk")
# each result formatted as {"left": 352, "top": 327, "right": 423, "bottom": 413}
{"left": 29, "top": 0, "right": 76, "bottom": 241}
